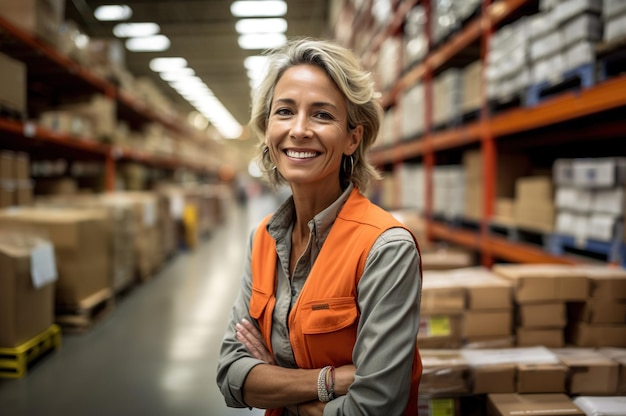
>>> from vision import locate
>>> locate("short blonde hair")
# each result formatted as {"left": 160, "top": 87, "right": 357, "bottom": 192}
{"left": 250, "top": 38, "right": 382, "bottom": 192}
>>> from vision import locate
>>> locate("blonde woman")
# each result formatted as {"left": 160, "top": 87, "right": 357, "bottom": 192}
{"left": 217, "top": 38, "right": 422, "bottom": 416}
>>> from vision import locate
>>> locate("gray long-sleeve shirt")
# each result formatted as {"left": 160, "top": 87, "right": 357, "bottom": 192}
{"left": 216, "top": 185, "right": 422, "bottom": 415}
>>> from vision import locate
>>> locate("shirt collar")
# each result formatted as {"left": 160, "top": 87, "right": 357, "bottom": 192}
{"left": 266, "top": 183, "right": 354, "bottom": 250}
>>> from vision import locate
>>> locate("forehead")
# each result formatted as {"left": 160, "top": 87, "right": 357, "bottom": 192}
{"left": 274, "top": 64, "right": 344, "bottom": 103}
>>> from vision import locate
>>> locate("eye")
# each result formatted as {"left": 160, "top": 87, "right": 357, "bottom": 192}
{"left": 314, "top": 111, "right": 334, "bottom": 121}
{"left": 275, "top": 107, "right": 293, "bottom": 116}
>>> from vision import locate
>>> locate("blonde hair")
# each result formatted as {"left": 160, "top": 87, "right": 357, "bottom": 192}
{"left": 250, "top": 38, "right": 382, "bottom": 192}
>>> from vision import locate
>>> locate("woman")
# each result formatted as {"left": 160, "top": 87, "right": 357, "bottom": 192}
{"left": 216, "top": 38, "right": 422, "bottom": 415}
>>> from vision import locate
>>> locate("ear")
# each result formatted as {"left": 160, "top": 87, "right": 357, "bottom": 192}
{"left": 345, "top": 125, "right": 363, "bottom": 155}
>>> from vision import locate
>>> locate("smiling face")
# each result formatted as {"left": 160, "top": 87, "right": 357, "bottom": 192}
{"left": 265, "top": 64, "right": 362, "bottom": 196}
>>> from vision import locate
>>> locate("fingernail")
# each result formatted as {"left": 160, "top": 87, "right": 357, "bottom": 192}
{"left": 235, "top": 323, "right": 243, "bottom": 330}
{"left": 242, "top": 318, "right": 249, "bottom": 324}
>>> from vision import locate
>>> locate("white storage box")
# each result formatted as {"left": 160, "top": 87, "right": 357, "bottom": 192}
{"left": 562, "top": 13, "right": 603, "bottom": 46}
{"left": 592, "top": 187, "right": 626, "bottom": 216}
{"left": 555, "top": 187, "right": 593, "bottom": 212}
{"left": 587, "top": 213, "right": 622, "bottom": 241}
{"left": 553, "top": 0, "right": 602, "bottom": 26}
{"left": 605, "top": 13, "right": 626, "bottom": 43}
{"left": 603, "top": 0, "right": 626, "bottom": 19}
{"left": 564, "top": 41, "right": 596, "bottom": 71}
{"left": 572, "top": 158, "right": 626, "bottom": 188}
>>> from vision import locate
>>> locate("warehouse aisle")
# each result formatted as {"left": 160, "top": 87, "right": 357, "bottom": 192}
{"left": 0, "top": 196, "right": 270, "bottom": 416}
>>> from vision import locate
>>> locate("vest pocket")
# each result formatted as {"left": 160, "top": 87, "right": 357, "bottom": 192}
{"left": 300, "top": 297, "right": 358, "bottom": 334}
{"left": 249, "top": 287, "right": 271, "bottom": 319}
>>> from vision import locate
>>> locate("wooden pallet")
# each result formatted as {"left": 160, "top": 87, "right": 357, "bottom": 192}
{"left": 55, "top": 288, "right": 115, "bottom": 333}
{"left": 0, "top": 324, "right": 61, "bottom": 379}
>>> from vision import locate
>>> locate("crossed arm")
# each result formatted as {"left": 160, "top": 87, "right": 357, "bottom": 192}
{"left": 236, "top": 318, "right": 356, "bottom": 416}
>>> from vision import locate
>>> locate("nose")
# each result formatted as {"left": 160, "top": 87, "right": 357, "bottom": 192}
{"left": 290, "top": 113, "right": 311, "bottom": 140}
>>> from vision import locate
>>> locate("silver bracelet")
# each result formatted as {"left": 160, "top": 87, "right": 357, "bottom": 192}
{"left": 317, "top": 366, "right": 332, "bottom": 402}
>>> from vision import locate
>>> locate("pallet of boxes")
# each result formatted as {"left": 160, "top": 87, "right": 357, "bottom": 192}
{"left": 0, "top": 228, "right": 60, "bottom": 378}
{"left": 416, "top": 263, "right": 626, "bottom": 415}
{"left": 0, "top": 206, "right": 112, "bottom": 334}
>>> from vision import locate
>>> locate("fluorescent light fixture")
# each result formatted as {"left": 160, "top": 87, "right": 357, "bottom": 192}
{"left": 94, "top": 5, "right": 132, "bottom": 21}
{"left": 231, "top": 0, "right": 287, "bottom": 17}
{"left": 235, "top": 18, "right": 287, "bottom": 34}
{"left": 126, "top": 35, "right": 170, "bottom": 52}
{"left": 238, "top": 33, "right": 286, "bottom": 50}
{"left": 159, "top": 68, "right": 196, "bottom": 82}
{"left": 113, "top": 22, "right": 160, "bottom": 38}
{"left": 149, "top": 57, "right": 188, "bottom": 72}
{"left": 244, "top": 55, "right": 269, "bottom": 70}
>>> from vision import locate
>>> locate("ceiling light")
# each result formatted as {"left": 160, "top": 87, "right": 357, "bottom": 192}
{"left": 94, "top": 5, "right": 132, "bottom": 21}
{"left": 243, "top": 55, "right": 269, "bottom": 70}
{"left": 159, "top": 68, "right": 196, "bottom": 82}
{"left": 230, "top": 0, "right": 287, "bottom": 17}
{"left": 113, "top": 22, "right": 160, "bottom": 38}
{"left": 235, "top": 18, "right": 287, "bottom": 34}
{"left": 149, "top": 57, "right": 188, "bottom": 72}
{"left": 238, "top": 33, "right": 286, "bottom": 50}
{"left": 126, "top": 35, "right": 170, "bottom": 52}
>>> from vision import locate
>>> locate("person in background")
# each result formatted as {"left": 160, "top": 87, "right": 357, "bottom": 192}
{"left": 216, "top": 38, "right": 423, "bottom": 415}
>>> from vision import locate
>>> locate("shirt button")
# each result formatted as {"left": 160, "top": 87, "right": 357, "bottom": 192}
{"left": 291, "top": 289, "right": 297, "bottom": 296}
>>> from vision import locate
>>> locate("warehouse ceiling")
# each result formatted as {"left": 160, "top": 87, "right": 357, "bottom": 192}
{"left": 65, "top": 0, "right": 333, "bottom": 139}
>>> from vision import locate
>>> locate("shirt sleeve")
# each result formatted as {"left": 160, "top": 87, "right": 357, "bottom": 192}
{"left": 324, "top": 227, "right": 422, "bottom": 415}
{"left": 216, "top": 229, "right": 266, "bottom": 408}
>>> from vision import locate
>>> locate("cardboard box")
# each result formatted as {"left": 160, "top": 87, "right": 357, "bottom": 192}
{"left": 421, "top": 248, "right": 475, "bottom": 271}
{"left": 447, "top": 267, "right": 513, "bottom": 310}
{"left": 464, "top": 335, "right": 515, "bottom": 349}
{"left": 492, "top": 264, "right": 589, "bottom": 303}
{"left": 14, "top": 152, "right": 30, "bottom": 181}
{"left": 464, "top": 310, "right": 512, "bottom": 338}
{"left": 517, "top": 303, "right": 566, "bottom": 328}
{"left": 568, "top": 299, "right": 626, "bottom": 324}
{"left": 421, "top": 271, "right": 467, "bottom": 314}
{"left": 572, "top": 157, "right": 626, "bottom": 188}
{"left": 597, "top": 347, "right": 626, "bottom": 394}
{"left": 15, "top": 181, "right": 33, "bottom": 207}
{"left": 487, "top": 394, "right": 584, "bottom": 416}
{"left": 578, "top": 265, "right": 626, "bottom": 299}
{"left": 517, "top": 363, "right": 567, "bottom": 393}
{"left": 0, "top": 52, "right": 27, "bottom": 117}
{"left": 0, "top": 151, "right": 14, "bottom": 182}
{"left": 552, "top": 348, "right": 619, "bottom": 395}
{"left": 463, "top": 151, "right": 530, "bottom": 198}
{"left": 418, "top": 397, "right": 461, "bottom": 416}
{"left": 568, "top": 323, "right": 626, "bottom": 348}
{"left": 420, "top": 350, "right": 470, "bottom": 394}
{"left": 0, "top": 0, "right": 65, "bottom": 47}
{"left": 418, "top": 315, "right": 463, "bottom": 349}
{"left": 0, "top": 182, "right": 15, "bottom": 209}
{"left": 0, "top": 236, "right": 55, "bottom": 347}
{"left": 472, "top": 364, "right": 517, "bottom": 394}
{"left": 0, "top": 207, "right": 111, "bottom": 306}
{"left": 516, "top": 328, "right": 564, "bottom": 348}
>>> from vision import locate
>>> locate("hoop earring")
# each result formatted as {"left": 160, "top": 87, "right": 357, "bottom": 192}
{"left": 262, "top": 146, "right": 277, "bottom": 172}
{"left": 343, "top": 154, "right": 354, "bottom": 178}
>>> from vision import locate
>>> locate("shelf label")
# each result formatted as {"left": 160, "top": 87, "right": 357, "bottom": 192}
{"left": 30, "top": 242, "right": 58, "bottom": 289}
{"left": 421, "top": 316, "right": 451, "bottom": 337}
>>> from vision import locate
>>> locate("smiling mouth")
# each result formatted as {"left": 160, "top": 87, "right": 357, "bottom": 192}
{"left": 285, "top": 150, "right": 319, "bottom": 159}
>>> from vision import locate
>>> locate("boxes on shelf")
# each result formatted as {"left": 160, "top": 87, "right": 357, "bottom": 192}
{"left": 401, "top": 83, "right": 425, "bottom": 139}
{"left": 552, "top": 0, "right": 603, "bottom": 26}
{"left": 38, "top": 110, "right": 95, "bottom": 139}
{"left": 57, "top": 94, "right": 117, "bottom": 143}
{"left": 433, "top": 68, "right": 462, "bottom": 127}
{"left": 403, "top": 5, "right": 427, "bottom": 67}
{"left": 0, "top": 207, "right": 111, "bottom": 308}
{"left": 605, "top": 10, "right": 626, "bottom": 43}
{"left": 0, "top": 0, "right": 66, "bottom": 48}
{"left": 0, "top": 52, "right": 27, "bottom": 119}
{"left": 516, "top": 363, "right": 568, "bottom": 393}
{"left": 461, "top": 60, "right": 482, "bottom": 115}
{"left": 552, "top": 348, "right": 619, "bottom": 395}
{"left": 418, "top": 314, "right": 463, "bottom": 349}
{"left": 433, "top": 165, "right": 465, "bottom": 220}
{"left": 597, "top": 347, "right": 626, "bottom": 394}
{"left": 487, "top": 393, "right": 584, "bottom": 416}
{"left": 513, "top": 176, "right": 555, "bottom": 233}
{"left": 0, "top": 230, "right": 56, "bottom": 347}
{"left": 375, "top": 36, "right": 402, "bottom": 90}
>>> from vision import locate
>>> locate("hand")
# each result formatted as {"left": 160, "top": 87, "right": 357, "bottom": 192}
{"left": 334, "top": 364, "right": 356, "bottom": 396}
{"left": 295, "top": 401, "right": 325, "bottom": 416}
{"left": 236, "top": 318, "right": 276, "bottom": 365}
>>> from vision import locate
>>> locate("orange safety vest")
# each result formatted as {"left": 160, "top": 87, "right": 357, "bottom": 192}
{"left": 250, "top": 188, "right": 422, "bottom": 415}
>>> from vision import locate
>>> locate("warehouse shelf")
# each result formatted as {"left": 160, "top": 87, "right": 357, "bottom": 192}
{"left": 0, "top": 15, "right": 219, "bottom": 191}
{"left": 345, "top": 0, "right": 626, "bottom": 268}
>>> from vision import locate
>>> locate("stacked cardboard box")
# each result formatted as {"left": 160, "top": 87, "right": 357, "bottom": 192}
{"left": 552, "top": 348, "right": 620, "bottom": 395}
{"left": 0, "top": 231, "right": 56, "bottom": 347}
{"left": 0, "top": 52, "right": 27, "bottom": 119}
{"left": 554, "top": 157, "right": 626, "bottom": 243}
{"left": 401, "top": 83, "right": 425, "bottom": 140}
{"left": 421, "top": 267, "right": 512, "bottom": 348}
{"left": 513, "top": 176, "right": 555, "bottom": 232}
{"left": 0, "top": 0, "right": 66, "bottom": 48}
{"left": 492, "top": 264, "right": 589, "bottom": 348}
{"left": 461, "top": 60, "right": 482, "bottom": 115}
{"left": 433, "top": 165, "right": 465, "bottom": 220}
{"left": 0, "top": 207, "right": 111, "bottom": 309}
{"left": 604, "top": 0, "right": 626, "bottom": 43}
{"left": 433, "top": 69, "right": 462, "bottom": 127}
{"left": 598, "top": 348, "right": 626, "bottom": 394}
{"left": 0, "top": 151, "right": 32, "bottom": 209}
{"left": 463, "top": 150, "right": 529, "bottom": 221}
{"left": 487, "top": 393, "right": 584, "bottom": 416}
{"left": 567, "top": 265, "right": 626, "bottom": 347}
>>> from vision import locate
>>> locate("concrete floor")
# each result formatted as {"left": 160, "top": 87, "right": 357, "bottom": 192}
{"left": 0, "top": 197, "right": 271, "bottom": 416}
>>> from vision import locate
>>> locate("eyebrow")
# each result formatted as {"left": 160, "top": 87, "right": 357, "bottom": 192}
{"left": 273, "top": 98, "right": 339, "bottom": 111}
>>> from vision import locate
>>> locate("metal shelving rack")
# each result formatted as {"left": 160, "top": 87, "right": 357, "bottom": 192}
{"left": 340, "top": 0, "right": 626, "bottom": 266}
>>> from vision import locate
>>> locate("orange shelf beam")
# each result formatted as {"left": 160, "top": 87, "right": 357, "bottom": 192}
{"left": 430, "top": 221, "right": 587, "bottom": 265}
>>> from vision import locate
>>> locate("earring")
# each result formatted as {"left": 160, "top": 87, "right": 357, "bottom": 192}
{"left": 262, "top": 146, "right": 277, "bottom": 172}
{"left": 343, "top": 154, "right": 354, "bottom": 177}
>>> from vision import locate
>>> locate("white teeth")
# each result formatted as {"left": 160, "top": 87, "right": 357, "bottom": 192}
{"left": 286, "top": 150, "right": 317, "bottom": 159}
